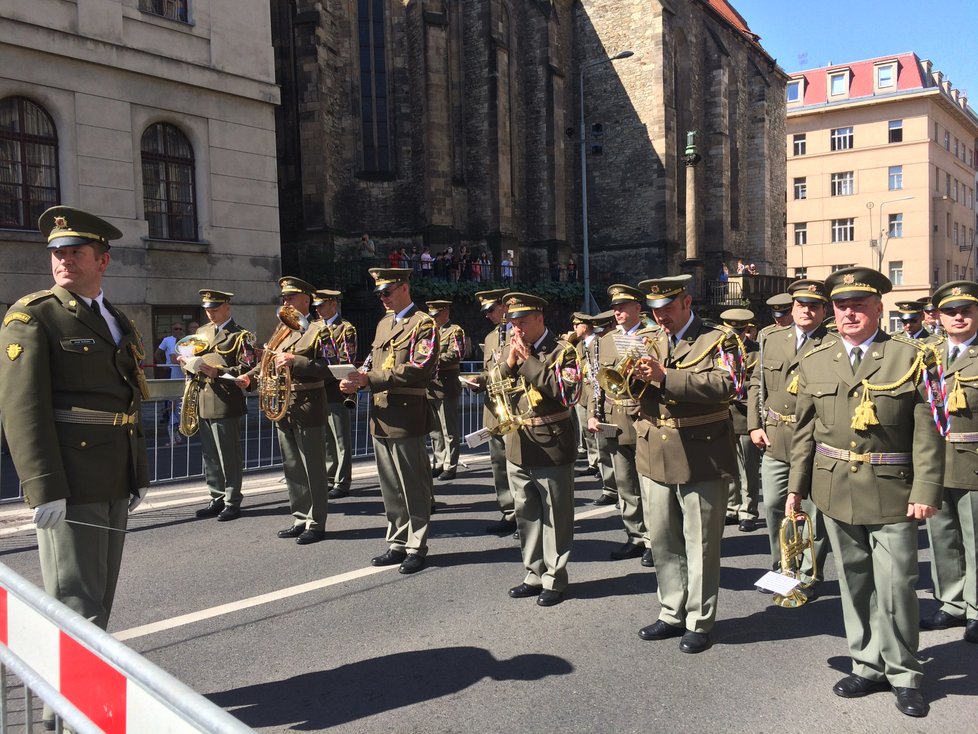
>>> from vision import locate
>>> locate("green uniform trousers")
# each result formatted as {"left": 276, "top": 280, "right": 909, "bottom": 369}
{"left": 375, "top": 435, "right": 432, "bottom": 555}
{"left": 641, "top": 475, "right": 726, "bottom": 633}
{"left": 760, "top": 453, "right": 829, "bottom": 584}
{"left": 277, "top": 423, "right": 328, "bottom": 531}
{"left": 507, "top": 460, "right": 574, "bottom": 592}
{"left": 595, "top": 429, "right": 618, "bottom": 499}
{"left": 824, "top": 516, "right": 922, "bottom": 688}
{"left": 609, "top": 439, "right": 648, "bottom": 547}
{"left": 199, "top": 416, "right": 243, "bottom": 507}
{"left": 926, "top": 487, "right": 978, "bottom": 621}
{"left": 728, "top": 434, "right": 760, "bottom": 520}
{"left": 428, "top": 396, "right": 460, "bottom": 474}
{"left": 324, "top": 401, "right": 353, "bottom": 491}
{"left": 37, "top": 499, "right": 128, "bottom": 630}
{"left": 575, "top": 402, "right": 599, "bottom": 469}
{"left": 488, "top": 433, "right": 516, "bottom": 521}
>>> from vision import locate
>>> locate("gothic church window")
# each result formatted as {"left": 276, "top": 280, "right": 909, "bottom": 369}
{"left": 359, "top": 0, "right": 392, "bottom": 172}
{"left": 141, "top": 122, "right": 198, "bottom": 241}
{"left": 0, "top": 96, "right": 59, "bottom": 230}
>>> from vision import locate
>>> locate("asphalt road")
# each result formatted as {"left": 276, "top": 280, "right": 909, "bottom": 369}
{"left": 1, "top": 456, "right": 975, "bottom": 733}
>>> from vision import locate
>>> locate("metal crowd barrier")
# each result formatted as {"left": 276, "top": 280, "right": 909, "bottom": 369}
{"left": 0, "top": 562, "right": 254, "bottom": 733}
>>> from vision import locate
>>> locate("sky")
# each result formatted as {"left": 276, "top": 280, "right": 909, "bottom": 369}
{"left": 732, "top": 1, "right": 978, "bottom": 102}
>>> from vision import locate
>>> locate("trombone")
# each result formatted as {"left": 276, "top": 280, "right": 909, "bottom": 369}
{"left": 772, "top": 510, "right": 818, "bottom": 608}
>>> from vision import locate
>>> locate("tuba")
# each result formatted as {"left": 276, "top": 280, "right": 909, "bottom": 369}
{"left": 258, "top": 304, "right": 309, "bottom": 422}
{"left": 597, "top": 334, "right": 661, "bottom": 401}
{"left": 176, "top": 334, "right": 223, "bottom": 437}
{"left": 772, "top": 510, "right": 818, "bottom": 608}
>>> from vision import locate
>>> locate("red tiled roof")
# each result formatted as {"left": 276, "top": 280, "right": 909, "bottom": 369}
{"left": 791, "top": 53, "right": 925, "bottom": 106}
{"left": 707, "top": 0, "right": 759, "bottom": 41}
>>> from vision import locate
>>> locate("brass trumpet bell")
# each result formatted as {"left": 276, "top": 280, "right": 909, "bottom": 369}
{"left": 175, "top": 334, "right": 210, "bottom": 356}
{"left": 772, "top": 510, "right": 818, "bottom": 608}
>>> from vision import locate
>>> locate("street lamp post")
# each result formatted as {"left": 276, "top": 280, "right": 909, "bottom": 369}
{"left": 580, "top": 50, "right": 634, "bottom": 314}
{"left": 870, "top": 195, "right": 914, "bottom": 272}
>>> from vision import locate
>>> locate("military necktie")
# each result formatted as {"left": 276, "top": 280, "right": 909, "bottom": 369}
{"left": 949, "top": 346, "right": 960, "bottom": 366}
{"left": 850, "top": 346, "right": 862, "bottom": 373}
{"left": 796, "top": 333, "right": 807, "bottom": 354}
{"left": 91, "top": 299, "right": 109, "bottom": 333}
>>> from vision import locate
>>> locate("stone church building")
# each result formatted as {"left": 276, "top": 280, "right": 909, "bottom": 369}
{"left": 271, "top": 0, "right": 787, "bottom": 287}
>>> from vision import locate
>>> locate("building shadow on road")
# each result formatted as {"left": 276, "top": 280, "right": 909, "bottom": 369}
{"left": 206, "top": 646, "right": 573, "bottom": 730}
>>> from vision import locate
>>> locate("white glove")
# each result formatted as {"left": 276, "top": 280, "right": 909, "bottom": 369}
{"left": 33, "top": 499, "right": 67, "bottom": 530}
{"left": 129, "top": 486, "right": 149, "bottom": 512}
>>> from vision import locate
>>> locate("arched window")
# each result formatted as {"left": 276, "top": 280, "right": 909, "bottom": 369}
{"left": 358, "top": 0, "right": 391, "bottom": 172}
{"left": 0, "top": 96, "right": 59, "bottom": 230}
{"left": 141, "top": 123, "right": 197, "bottom": 240}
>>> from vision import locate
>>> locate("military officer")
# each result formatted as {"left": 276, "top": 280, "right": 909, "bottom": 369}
{"left": 767, "top": 293, "right": 795, "bottom": 328}
{"left": 894, "top": 301, "right": 928, "bottom": 339}
{"left": 720, "top": 308, "right": 761, "bottom": 532}
{"left": 340, "top": 268, "right": 438, "bottom": 574}
{"left": 571, "top": 312, "right": 600, "bottom": 478}
{"left": 182, "top": 290, "right": 254, "bottom": 522}
{"left": 0, "top": 206, "right": 150, "bottom": 635}
{"left": 580, "top": 310, "right": 620, "bottom": 507}
{"left": 629, "top": 275, "right": 738, "bottom": 653}
{"left": 919, "top": 296, "right": 944, "bottom": 337}
{"left": 748, "top": 280, "right": 831, "bottom": 595}
{"left": 427, "top": 299, "right": 465, "bottom": 482}
{"left": 499, "top": 293, "right": 581, "bottom": 606}
{"left": 588, "top": 284, "right": 652, "bottom": 564}
{"left": 787, "top": 266, "right": 943, "bottom": 718}
{"left": 921, "top": 280, "right": 978, "bottom": 644}
{"left": 238, "top": 277, "right": 331, "bottom": 545}
{"left": 471, "top": 288, "right": 518, "bottom": 534}
{"left": 313, "top": 289, "right": 357, "bottom": 499}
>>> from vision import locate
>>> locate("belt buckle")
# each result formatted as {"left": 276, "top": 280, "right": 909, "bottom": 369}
{"left": 657, "top": 417, "right": 676, "bottom": 429}
{"left": 850, "top": 450, "right": 871, "bottom": 463}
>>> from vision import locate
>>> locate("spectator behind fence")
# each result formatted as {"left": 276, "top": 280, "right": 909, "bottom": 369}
{"left": 501, "top": 251, "right": 513, "bottom": 284}
{"left": 421, "top": 246, "right": 434, "bottom": 274}
{"left": 360, "top": 233, "right": 376, "bottom": 258}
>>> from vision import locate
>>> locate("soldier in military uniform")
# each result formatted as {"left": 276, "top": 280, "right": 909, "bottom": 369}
{"left": 340, "top": 268, "right": 438, "bottom": 574}
{"left": 787, "top": 267, "right": 943, "bottom": 718}
{"left": 921, "top": 280, "right": 978, "bottom": 644}
{"left": 238, "top": 277, "right": 331, "bottom": 545}
{"left": 748, "top": 280, "right": 831, "bottom": 596}
{"left": 629, "top": 275, "right": 738, "bottom": 653}
{"left": 588, "top": 284, "right": 652, "bottom": 564}
{"left": 313, "top": 289, "right": 357, "bottom": 499}
{"left": 498, "top": 293, "right": 581, "bottom": 606}
{"left": 580, "top": 310, "right": 620, "bottom": 507}
{"left": 767, "top": 293, "right": 795, "bottom": 328}
{"left": 181, "top": 290, "right": 253, "bottom": 522}
{"left": 919, "top": 296, "right": 944, "bottom": 337}
{"left": 571, "top": 312, "right": 600, "bottom": 478}
{"left": 0, "top": 206, "right": 150, "bottom": 635}
{"left": 427, "top": 300, "right": 465, "bottom": 482}
{"left": 894, "top": 301, "right": 928, "bottom": 339}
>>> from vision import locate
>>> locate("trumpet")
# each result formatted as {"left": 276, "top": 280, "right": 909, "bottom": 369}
{"left": 485, "top": 363, "right": 537, "bottom": 435}
{"left": 258, "top": 304, "right": 309, "bottom": 422}
{"left": 176, "top": 334, "right": 224, "bottom": 437}
{"left": 772, "top": 510, "right": 818, "bottom": 608}
{"left": 597, "top": 334, "right": 660, "bottom": 401}
{"left": 343, "top": 355, "right": 372, "bottom": 409}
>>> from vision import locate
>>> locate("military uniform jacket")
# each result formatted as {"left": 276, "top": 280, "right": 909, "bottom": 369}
{"left": 191, "top": 320, "right": 251, "bottom": 420}
{"left": 578, "top": 335, "right": 598, "bottom": 418}
{"left": 633, "top": 317, "right": 738, "bottom": 484}
{"left": 365, "top": 304, "right": 438, "bottom": 439}
{"left": 939, "top": 337, "right": 978, "bottom": 491}
{"left": 746, "top": 323, "right": 829, "bottom": 463}
{"left": 477, "top": 324, "right": 508, "bottom": 432}
{"left": 728, "top": 338, "right": 758, "bottom": 436}
{"left": 428, "top": 322, "right": 464, "bottom": 400}
{"left": 320, "top": 316, "right": 357, "bottom": 404}
{"left": 594, "top": 326, "right": 649, "bottom": 445}
{"left": 498, "top": 330, "right": 580, "bottom": 468}
{"left": 788, "top": 332, "right": 945, "bottom": 524}
{"left": 0, "top": 285, "right": 150, "bottom": 508}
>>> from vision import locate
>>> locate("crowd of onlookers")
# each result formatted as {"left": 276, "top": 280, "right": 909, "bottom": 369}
{"left": 358, "top": 233, "right": 516, "bottom": 284}
{"left": 718, "top": 259, "right": 761, "bottom": 283}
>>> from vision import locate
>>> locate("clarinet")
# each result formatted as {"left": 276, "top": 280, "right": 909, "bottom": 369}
{"left": 344, "top": 354, "right": 373, "bottom": 409}
{"left": 592, "top": 336, "right": 607, "bottom": 422}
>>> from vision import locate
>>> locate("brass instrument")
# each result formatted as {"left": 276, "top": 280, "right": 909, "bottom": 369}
{"left": 258, "top": 304, "right": 309, "bottom": 422}
{"left": 772, "top": 510, "right": 818, "bottom": 608}
{"left": 176, "top": 335, "right": 225, "bottom": 437}
{"left": 597, "top": 334, "right": 661, "bottom": 401}
{"left": 343, "top": 355, "right": 372, "bottom": 409}
{"left": 485, "top": 363, "right": 537, "bottom": 435}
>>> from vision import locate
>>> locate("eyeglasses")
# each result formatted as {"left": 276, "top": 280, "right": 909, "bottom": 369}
{"left": 377, "top": 285, "right": 400, "bottom": 299}
{"left": 173, "top": 327, "right": 185, "bottom": 332}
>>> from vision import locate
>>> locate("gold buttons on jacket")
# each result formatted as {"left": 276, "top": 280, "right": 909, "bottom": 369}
{"left": 850, "top": 465, "right": 858, "bottom": 473}
{"left": 80, "top": 441, "right": 87, "bottom": 447}
{"left": 850, "top": 441, "right": 857, "bottom": 448}
{"left": 661, "top": 434, "right": 667, "bottom": 440}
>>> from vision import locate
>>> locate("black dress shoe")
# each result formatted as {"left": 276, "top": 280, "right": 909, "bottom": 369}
{"left": 576, "top": 466, "right": 599, "bottom": 477}
{"left": 296, "top": 529, "right": 327, "bottom": 545}
{"left": 430, "top": 500, "right": 446, "bottom": 514}
{"left": 509, "top": 582, "right": 543, "bottom": 598}
{"left": 738, "top": 518, "right": 757, "bottom": 532}
{"left": 920, "top": 609, "right": 965, "bottom": 630}
{"left": 893, "top": 687, "right": 928, "bottom": 717}
{"left": 431, "top": 466, "right": 442, "bottom": 478}
{"left": 486, "top": 518, "right": 518, "bottom": 534}
{"left": 537, "top": 590, "right": 563, "bottom": 607}
{"left": 638, "top": 620, "right": 685, "bottom": 641}
{"left": 724, "top": 515, "right": 739, "bottom": 526}
{"left": 195, "top": 498, "right": 225, "bottom": 518}
{"left": 679, "top": 631, "right": 711, "bottom": 654}
{"left": 610, "top": 542, "right": 645, "bottom": 560}
{"left": 641, "top": 549, "right": 655, "bottom": 567}
{"left": 328, "top": 487, "right": 350, "bottom": 499}
{"left": 371, "top": 549, "right": 408, "bottom": 566}
{"left": 437, "top": 469, "right": 457, "bottom": 481}
{"left": 217, "top": 505, "right": 241, "bottom": 522}
{"left": 398, "top": 554, "right": 425, "bottom": 574}
{"left": 591, "top": 494, "right": 617, "bottom": 506}
{"left": 832, "top": 674, "right": 890, "bottom": 698}
{"left": 965, "top": 619, "right": 978, "bottom": 643}
{"left": 513, "top": 530, "right": 520, "bottom": 539}
{"left": 277, "top": 525, "right": 305, "bottom": 539}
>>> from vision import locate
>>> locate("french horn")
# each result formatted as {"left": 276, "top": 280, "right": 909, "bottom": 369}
{"left": 176, "top": 334, "right": 224, "bottom": 437}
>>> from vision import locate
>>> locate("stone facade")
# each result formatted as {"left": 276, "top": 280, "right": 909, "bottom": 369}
{"left": 0, "top": 0, "right": 282, "bottom": 349}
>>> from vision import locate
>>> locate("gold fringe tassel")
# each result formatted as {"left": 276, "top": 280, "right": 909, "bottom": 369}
{"left": 786, "top": 374, "right": 800, "bottom": 395}
{"left": 851, "top": 389, "right": 879, "bottom": 431}
{"left": 947, "top": 375, "right": 968, "bottom": 413}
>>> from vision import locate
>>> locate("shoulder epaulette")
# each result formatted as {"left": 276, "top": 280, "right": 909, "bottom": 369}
{"left": 762, "top": 323, "right": 792, "bottom": 337}
{"left": 801, "top": 339, "right": 837, "bottom": 361}
{"left": 17, "top": 290, "right": 55, "bottom": 306}
{"left": 890, "top": 333, "right": 930, "bottom": 351}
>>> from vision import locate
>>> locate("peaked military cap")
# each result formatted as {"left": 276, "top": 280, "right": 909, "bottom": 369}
{"left": 199, "top": 289, "right": 234, "bottom": 308}
{"left": 39, "top": 206, "right": 122, "bottom": 250}
{"left": 503, "top": 292, "right": 547, "bottom": 319}
{"left": 894, "top": 300, "right": 923, "bottom": 321}
{"left": 369, "top": 267, "right": 412, "bottom": 294}
{"left": 916, "top": 296, "right": 937, "bottom": 313}
{"left": 607, "top": 284, "right": 644, "bottom": 306}
{"left": 475, "top": 288, "right": 508, "bottom": 312}
{"left": 594, "top": 309, "right": 617, "bottom": 329}
{"left": 427, "top": 299, "right": 453, "bottom": 315}
{"left": 278, "top": 276, "right": 316, "bottom": 297}
{"left": 312, "top": 289, "right": 342, "bottom": 306}
{"left": 720, "top": 308, "right": 755, "bottom": 329}
{"left": 933, "top": 280, "right": 978, "bottom": 311}
{"left": 824, "top": 266, "right": 892, "bottom": 300}
{"left": 766, "top": 292, "right": 794, "bottom": 315}
{"left": 787, "top": 280, "right": 828, "bottom": 305}
{"left": 571, "top": 311, "right": 592, "bottom": 326}
{"left": 638, "top": 274, "right": 692, "bottom": 309}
